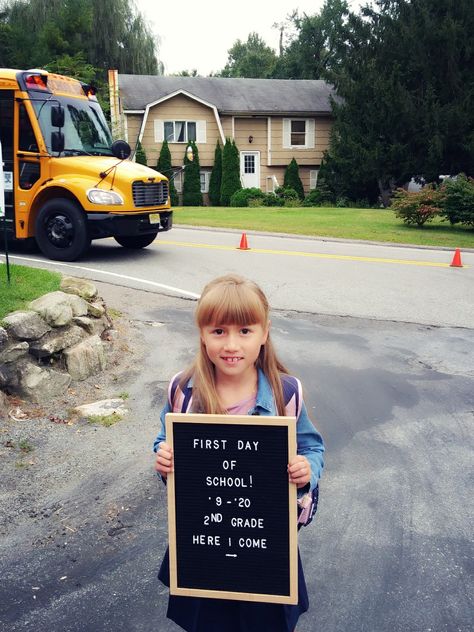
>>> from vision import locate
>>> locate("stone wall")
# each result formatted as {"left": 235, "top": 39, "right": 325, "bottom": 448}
{"left": 0, "top": 277, "right": 112, "bottom": 403}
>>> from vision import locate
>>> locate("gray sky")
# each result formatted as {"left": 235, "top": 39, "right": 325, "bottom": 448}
{"left": 135, "top": 0, "right": 328, "bottom": 75}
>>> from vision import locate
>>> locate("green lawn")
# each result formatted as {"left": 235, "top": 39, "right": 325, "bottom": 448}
{"left": 0, "top": 264, "right": 61, "bottom": 320}
{"left": 173, "top": 206, "right": 474, "bottom": 249}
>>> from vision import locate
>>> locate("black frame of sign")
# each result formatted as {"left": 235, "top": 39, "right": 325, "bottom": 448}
{"left": 165, "top": 413, "right": 298, "bottom": 604}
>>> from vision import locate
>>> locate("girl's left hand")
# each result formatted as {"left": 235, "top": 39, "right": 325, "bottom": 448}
{"left": 288, "top": 455, "right": 311, "bottom": 488}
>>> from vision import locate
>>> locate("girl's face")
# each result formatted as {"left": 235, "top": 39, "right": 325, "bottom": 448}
{"left": 200, "top": 321, "right": 269, "bottom": 382}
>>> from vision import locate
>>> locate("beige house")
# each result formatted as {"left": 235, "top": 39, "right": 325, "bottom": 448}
{"left": 109, "top": 71, "right": 336, "bottom": 203}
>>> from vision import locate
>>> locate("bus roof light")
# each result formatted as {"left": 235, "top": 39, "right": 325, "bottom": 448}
{"left": 25, "top": 73, "right": 49, "bottom": 90}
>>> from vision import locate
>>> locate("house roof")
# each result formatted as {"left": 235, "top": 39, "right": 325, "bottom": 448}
{"left": 118, "top": 75, "right": 336, "bottom": 116}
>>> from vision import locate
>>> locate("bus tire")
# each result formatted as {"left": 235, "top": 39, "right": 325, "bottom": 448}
{"left": 35, "top": 199, "right": 91, "bottom": 261}
{"left": 114, "top": 233, "right": 158, "bottom": 249}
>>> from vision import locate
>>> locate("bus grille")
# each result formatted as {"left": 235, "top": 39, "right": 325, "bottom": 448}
{"left": 132, "top": 181, "right": 169, "bottom": 207}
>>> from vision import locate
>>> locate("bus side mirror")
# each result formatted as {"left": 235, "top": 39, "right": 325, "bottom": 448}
{"left": 51, "top": 131, "right": 64, "bottom": 153}
{"left": 51, "top": 105, "right": 65, "bottom": 128}
{"left": 112, "top": 140, "right": 131, "bottom": 160}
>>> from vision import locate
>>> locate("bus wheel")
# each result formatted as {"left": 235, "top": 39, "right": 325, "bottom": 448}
{"left": 114, "top": 233, "right": 158, "bottom": 249}
{"left": 35, "top": 199, "right": 91, "bottom": 261}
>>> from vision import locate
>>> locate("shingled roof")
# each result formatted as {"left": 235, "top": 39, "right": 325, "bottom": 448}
{"left": 118, "top": 75, "right": 336, "bottom": 116}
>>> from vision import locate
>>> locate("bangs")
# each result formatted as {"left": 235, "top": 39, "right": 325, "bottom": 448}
{"left": 196, "top": 280, "right": 268, "bottom": 328}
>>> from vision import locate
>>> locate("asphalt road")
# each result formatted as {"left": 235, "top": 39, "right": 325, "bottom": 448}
{"left": 1, "top": 228, "right": 473, "bottom": 631}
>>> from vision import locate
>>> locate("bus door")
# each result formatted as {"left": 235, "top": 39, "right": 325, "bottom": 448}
{"left": 0, "top": 90, "right": 14, "bottom": 233}
{"left": 14, "top": 99, "right": 44, "bottom": 238}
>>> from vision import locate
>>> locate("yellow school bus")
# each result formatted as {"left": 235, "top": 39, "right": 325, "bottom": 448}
{"left": 0, "top": 68, "right": 172, "bottom": 261}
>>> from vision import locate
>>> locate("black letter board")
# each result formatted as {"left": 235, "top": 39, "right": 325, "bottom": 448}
{"left": 165, "top": 413, "right": 298, "bottom": 604}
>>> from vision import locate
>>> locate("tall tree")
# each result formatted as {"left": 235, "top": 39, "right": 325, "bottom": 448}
{"left": 276, "top": 1, "right": 350, "bottom": 79}
{"left": 325, "top": 0, "right": 474, "bottom": 204}
{"left": 284, "top": 158, "right": 305, "bottom": 200}
{"left": 219, "top": 32, "right": 278, "bottom": 78}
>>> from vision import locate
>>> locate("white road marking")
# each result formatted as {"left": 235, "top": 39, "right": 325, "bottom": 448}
{"left": 0, "top": 254, "right": 201, "bottom": 299}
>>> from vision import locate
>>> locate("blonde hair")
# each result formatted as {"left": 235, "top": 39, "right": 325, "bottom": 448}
{"left": 180, "top": 274, "right": 288, "bottom": 414}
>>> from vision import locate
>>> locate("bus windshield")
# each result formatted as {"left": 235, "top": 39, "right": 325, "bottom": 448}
{"left": 31, "top": 95, "right": 114, "bottom": 156}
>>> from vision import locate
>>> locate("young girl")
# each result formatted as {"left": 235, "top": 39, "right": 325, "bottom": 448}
{"left": 154, "top": 274, "right": 324, "bottom": 632}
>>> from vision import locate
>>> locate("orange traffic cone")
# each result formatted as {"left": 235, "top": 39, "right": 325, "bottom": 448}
{"left": 238, "top": 232, "right": 250, "bottom": 250}
{"left": 450, "top": 248, "right": 463, "bottom": 267}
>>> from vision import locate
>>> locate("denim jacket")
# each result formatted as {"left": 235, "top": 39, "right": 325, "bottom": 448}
{"left": 153, "top": 368, "right": 325, "bottom": 492}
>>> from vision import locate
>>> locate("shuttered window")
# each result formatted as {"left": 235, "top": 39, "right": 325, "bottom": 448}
{"left": 283, "top": 118, "right": 315, "bottom": 149}
{"left": 154, "top": 119, "right": 205, "bottom": 143}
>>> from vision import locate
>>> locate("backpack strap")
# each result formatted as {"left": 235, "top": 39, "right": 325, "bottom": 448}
{"left": 281, "top": 374, "right": 303, "bottom": 419}
{"left": 168, "top": 372, "right": 193, "bottom": 413}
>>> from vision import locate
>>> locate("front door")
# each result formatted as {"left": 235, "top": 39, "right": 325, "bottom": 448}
{"left": 240, "top": 151, "right": 260, "bottom": 189}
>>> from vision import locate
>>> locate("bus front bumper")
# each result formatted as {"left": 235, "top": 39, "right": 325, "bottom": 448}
{"left": 86, "top": 210, "right": 172, "bottom": 239}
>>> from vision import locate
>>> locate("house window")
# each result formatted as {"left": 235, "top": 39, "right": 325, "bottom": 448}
{"left": 200, "top": 171, "right": 210, "bottom": 193}
{"left": 164, "top": 120, "right": 197, "bottom": 143}
{"left": 244, "top": 154, "right": 256, "bottom": 174}
{"left": 174, "top": 171, "right": 182, "bottom": 193}
{"left": 291, "top": 120, "right": 306, "bottom": 146}
{"left": 310, "top": 169, "right": 319, "bottom": 190}
{"left": 283, "top": 118, "right": 315, "bottom": 149}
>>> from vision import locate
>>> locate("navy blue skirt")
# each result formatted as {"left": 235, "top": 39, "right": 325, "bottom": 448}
{"left": 158, "top": 547, "right": 309, "bottom": 632}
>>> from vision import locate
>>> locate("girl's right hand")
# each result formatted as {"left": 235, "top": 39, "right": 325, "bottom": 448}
{"left": 155, "top": 441, "right": 174, "bottom": 479}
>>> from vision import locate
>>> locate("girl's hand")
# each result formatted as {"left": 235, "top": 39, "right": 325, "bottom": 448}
{"left": 155, "top": 441, "right": 174, "bottom": 479}
{"left": 288, "top": 455, "right": 311, "bottom": 489}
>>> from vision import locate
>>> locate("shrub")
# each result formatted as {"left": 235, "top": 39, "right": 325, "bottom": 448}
{"left": 262, "top": 192, "right": 284, "bottom": 207}
{"left": 391, "top": 186, "right": 442, "bottom": 226}
{"left": 283, "top": 158, "right": 304, "bottom": 200}
{"left": 439, "top": 174, "right": 474, "bottom": 227}
{"left": 221, "top": 138, "right": 241, "bottom": 206}
{"left": 182, "top": 141, "right": 203, "bottom": 206}
{"left": 230, "top": 187, "right": 264, "bottom": 207}
{"left": 135, "top": 140, "right": 147, "bottom": 165}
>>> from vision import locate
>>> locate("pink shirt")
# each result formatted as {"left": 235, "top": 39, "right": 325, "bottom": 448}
{"left": 226, "top": 393, "right": 257, "bottom": 415}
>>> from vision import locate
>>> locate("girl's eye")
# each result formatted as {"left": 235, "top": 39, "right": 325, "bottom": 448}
{"left": 213, "top": 328, "right": 224, "bottom": 335}
{"left": 241, "top": 327, "right": 251, "bottom": 335}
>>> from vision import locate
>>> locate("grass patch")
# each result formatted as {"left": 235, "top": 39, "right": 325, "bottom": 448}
{"left": 87, "top": 412, "right": 123, "bottom": 427}
{"left": 173, "top": 206, "right": 474, "bottom": 249}
{"left": 18, "top": 438, "right": 34, "bottom": 453}
{"left": 118, "top": 392, "right": 129, "bottom": 400}
{"left": 0, "top": 264, "right": 61, "bottom": 320}
{"left": 107, "top": 308, "right": 122, "bottom": 319}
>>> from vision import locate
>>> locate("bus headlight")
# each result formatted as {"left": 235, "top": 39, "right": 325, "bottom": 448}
{"left": 87, "top": 189, "right": 124, "bottom": 205}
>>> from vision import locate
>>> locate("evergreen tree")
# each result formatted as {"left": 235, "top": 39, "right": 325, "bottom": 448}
{"left": 324, "top": 0, "right": 474, "bottom": 204}
{"left": 135, "top": 140, "right": 147, "bottom": 165}
{"left": 208, "top": 141, "right": 222, "bottom": 206}
{"left": 219, "top": 32, "right": 278, "bottom": 78}
{"left": 220, "top": 138, "right": 242, "bottom": 206}
{"left": 182, "top": 141, "right": 203, "bottom": 206}
{"left": 157, "top": 140, "right": 179, "bottom": 206}
{"left": 284, "top": 158, "right": 305, "bottom": 200}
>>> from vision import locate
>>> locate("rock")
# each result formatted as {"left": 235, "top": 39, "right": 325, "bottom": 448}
{"left": 29, "top": 325, "right": 87, "bottom": 359}
{"left": 72, "top": 398, "right": 128, "bottom": 419}
{"left": 16, "top": 361, "right": 71, "bottom": 403}
{"left": 0, "top": 327, "right": 8, "bottom": 349}
{"left": 0, "top": 341, "right": 29, "bottom": 364}
{"left": 87, "top": 301, "right": 106, "bottom": 318}
{"left": 73, "top": 316, "right": 108, "bottom": 337}
{"left": 60, "top": 277, "right": 98, "bottom": 300}
{"left": 29, "top": 291, "right": 88, "bottom": 327}
{"left": 63, "top": 335, "right": 106, "bottom": 381}
{"left": 2, "top": 311, "right": 51, "bottom": 340}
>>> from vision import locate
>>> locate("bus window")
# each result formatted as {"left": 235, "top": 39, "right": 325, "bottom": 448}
{"left": 19, "top": 161, "right": 40, "bottom": 189}
{"left": 19, "top": 103, "right": 39, "bottom": 152}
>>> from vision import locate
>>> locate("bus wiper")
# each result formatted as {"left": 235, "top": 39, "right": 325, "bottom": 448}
{"left": 62, "top": 148, "right": 90, "bottom": 156}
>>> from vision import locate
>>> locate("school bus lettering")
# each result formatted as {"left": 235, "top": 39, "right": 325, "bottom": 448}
{"left": 0, "top": 68, "right": 174, "bottom": 261}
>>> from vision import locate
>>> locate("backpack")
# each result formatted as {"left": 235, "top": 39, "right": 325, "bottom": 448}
{"left": 168, "top": 372, "right": 319, "bottom": 527}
